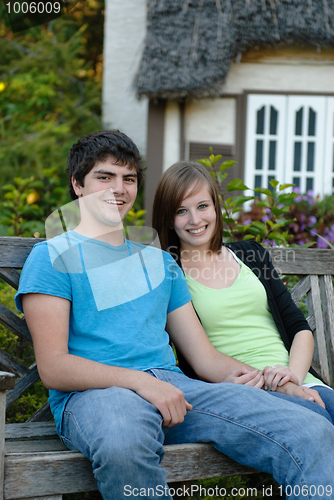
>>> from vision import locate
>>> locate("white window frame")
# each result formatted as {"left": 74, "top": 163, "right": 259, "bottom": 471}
{"left": 244, "top": 94, "right": 334, "bottom": 198}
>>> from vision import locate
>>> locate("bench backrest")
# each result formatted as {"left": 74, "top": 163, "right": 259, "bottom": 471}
{"left": 0, "top": 237, "right": 333, "bottom": 423}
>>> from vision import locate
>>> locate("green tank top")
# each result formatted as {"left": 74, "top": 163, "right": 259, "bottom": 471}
{"left": 185, "top": 258, "right": 321, "bottom": 385}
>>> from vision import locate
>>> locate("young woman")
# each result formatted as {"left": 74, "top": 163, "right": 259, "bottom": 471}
{"left": 152, "top": 160, "right": 334, "bottom": 420}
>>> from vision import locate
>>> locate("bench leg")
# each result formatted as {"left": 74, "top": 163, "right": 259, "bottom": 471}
{"left": 0, "top": 390, "right": 6, "bottom": 500}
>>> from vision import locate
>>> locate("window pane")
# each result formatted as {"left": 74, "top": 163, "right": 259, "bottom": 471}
{"left": 293, "top": 142, "right": 302, "bottom": 171}
{"left": 256, "top": 106, "right": 265, "bottom": 135}
{"left": 306, "top": 178, "right": 314, "bottom": 192}
{"left": 269, "top": 141, "right": 276, "bottom": 170}
{"left": 308, "top": 108, "right": 316, "bottom": 136}
{"left": 293, "top": 177, "right": 300, "bottom": 188}
{"left": 268, "top": 175, "right": 275, "bottom": 193}
{"left": 256, "top": 140, "right": 263, "bottom": 170}
{"left": 255, "top": 175, "right": 262, "bottom": 189}
{"left": 295, "top": 107, "right": 303, "bottom": 136}
{"left": 307, "top": 142, "right": 315, "bottom": 172}
{"left": 270, "top": 106, "right": 278, "bottom": 135}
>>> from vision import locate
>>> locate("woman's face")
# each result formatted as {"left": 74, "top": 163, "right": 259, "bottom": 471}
{"left": 173, "top": 181, "right": 217, "bottom": 252}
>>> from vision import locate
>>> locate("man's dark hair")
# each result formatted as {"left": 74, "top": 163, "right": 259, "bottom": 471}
{"left": 67, "top": 130, "right": 144, "bottom": 200}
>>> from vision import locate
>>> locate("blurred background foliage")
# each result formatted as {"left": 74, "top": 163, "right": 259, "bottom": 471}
{"left": 0, "top": 0, "right": 104, "bottom": 187}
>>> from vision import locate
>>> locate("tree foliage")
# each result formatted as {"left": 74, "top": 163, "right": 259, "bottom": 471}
{"left": 0, "top": 0, "right": 104, "bottom": 187}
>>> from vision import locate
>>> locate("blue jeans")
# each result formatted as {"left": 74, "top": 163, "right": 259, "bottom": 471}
{"left": 61, "top": 369, "right": 334, "bottom": 500}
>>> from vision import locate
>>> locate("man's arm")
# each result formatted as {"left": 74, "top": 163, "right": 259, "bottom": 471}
{"left": 166, "top": 301, "right": 264, "bottom": 386}
{"left": 22, "top": 293, "right": 191, "bottom": 427}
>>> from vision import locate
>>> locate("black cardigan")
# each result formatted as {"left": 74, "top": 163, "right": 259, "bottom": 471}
{"left": 176, "top": 240, "right": 321, "bottom": 382}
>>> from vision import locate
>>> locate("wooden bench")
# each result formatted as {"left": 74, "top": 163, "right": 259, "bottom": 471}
{"left": 0, "top": 236, "right": 333, "bottom": 499}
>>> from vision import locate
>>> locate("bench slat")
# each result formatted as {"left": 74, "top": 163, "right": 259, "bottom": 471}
{"left": 0, "top": 237, "right": 44, "bottom": 269}
{"left": 307, "top": 276, "right": 330, "bottom": 385}
{"left": 6, "top": 364, "right": 40, "bottom": 408}
{"left": 0, "top": 350, "right": 28, "bottom": 378}
{"left": 268, "top": 248, "right": 334, "bottom": 275}
{"left": 319, "top": 275, "right": 334, "bottom": 383}
{"left": 0, "top": 304, "right": 32, "bottom": 343}
{"left": 0, "top": 269, "right": 20, "bottom": 290}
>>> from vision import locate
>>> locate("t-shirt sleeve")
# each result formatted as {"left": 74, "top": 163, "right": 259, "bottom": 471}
{"left": 165, "top": 254, "right": 192, "bottom": 314}
{"left": 15, "top": 242, "right": 72, "bottom": 313}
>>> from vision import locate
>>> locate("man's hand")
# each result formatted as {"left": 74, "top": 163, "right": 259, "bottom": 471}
{"left": 263, "top": 364, "right": 299, "bottom": 391}
{"left": 135, "top": 376, "right": 192, "bottom": 428}
{"left": 275, "top": 382, "right": 326, "bottom": 408}
{"left": 224, "top": 367, "right": 264, "bottom": 388}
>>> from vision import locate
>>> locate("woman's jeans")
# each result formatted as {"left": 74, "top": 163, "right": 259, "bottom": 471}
{"left": 61, "top": 369, "right": 334, "bottom": 500}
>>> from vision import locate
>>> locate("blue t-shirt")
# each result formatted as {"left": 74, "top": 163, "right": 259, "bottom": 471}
{"left": 15, "top": 231, "right": 191, "bottom": 434}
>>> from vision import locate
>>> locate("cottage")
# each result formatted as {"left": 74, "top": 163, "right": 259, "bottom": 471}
{"left": 102, "top": 0, "right": 334, "bottom": 217}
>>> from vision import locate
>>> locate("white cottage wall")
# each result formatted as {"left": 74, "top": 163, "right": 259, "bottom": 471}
{"left": 223, "top": 61, "right": 334, "bottom": 94}
{"left": 102, "top": 0, "right": 148, "bottom": 155}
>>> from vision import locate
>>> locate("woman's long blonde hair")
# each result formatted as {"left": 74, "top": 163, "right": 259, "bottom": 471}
{"left": 152, "top": 161, "right": 224, "bottom": 259}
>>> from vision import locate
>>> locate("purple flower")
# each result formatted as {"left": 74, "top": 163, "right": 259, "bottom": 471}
{"left": 300, "top": 224, "right": 305, "bottom": 231}
{"left": 298, "top": 240, "right": 305, "bottom": 246}
{"left": 293, "top": 187, "right": 300, "bottom": 194}
{"left": 317, "top": 236, "right": 330, "bottom": 249}
{"left": 300, "top": 213, "right": 305, "bottom": 223}
{"left": 308, "top": 216, "right": 317, "bottom": 226}
{"left": 243, "top": 219, "right": 252, "bottom": 226}
{"left": 310, "top": 228, "right": 317, "bottom": 237}
{"left": 262, "top": 215, "right": 270, "bottom": 222}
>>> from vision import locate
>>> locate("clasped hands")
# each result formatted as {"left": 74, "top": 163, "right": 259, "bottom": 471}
{"left": 224, "top": 365, "right": 325, "bottom": 408}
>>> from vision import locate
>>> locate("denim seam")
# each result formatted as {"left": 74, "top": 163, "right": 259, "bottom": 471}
{"left": 62, "top": 409, "right": 92, "bottom": 456}
{"left": 190, "top": 408, "right": 309, "bottom": 497}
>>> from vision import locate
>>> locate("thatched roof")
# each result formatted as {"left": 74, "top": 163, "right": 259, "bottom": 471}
{"left": 136, "top": 0, "right": 334, "bottom": 100}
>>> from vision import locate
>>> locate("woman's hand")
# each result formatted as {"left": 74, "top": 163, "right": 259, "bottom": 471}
{"left": 275, "top": 382, "right": 326, "bottom": 408}
{"left": 224, "top": 367, "right": 264, "bottom": 389}
{"left": 263, "top": 364, "right": 299, "bottom": 391}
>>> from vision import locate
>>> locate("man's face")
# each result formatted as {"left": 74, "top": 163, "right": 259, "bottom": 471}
{"left": 71, "top": 157, "right": 138, "bottom": 233}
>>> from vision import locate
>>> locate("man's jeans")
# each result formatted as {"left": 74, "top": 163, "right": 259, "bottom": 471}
{"left": 60, "top": 369, "right": 334, "bottom": 500}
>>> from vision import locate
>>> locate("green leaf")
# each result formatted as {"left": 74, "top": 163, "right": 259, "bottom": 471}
{"left": 220, "top": 160, "right": 236, "bottom": 172}
{"left": 251, "top": 221, "right": 267, "bottom": 233}
{"left": 279, "top": 183, "right": 295, "bottom": 191}
{"left": 231, "top": 195, "right": 255, "bottom": 208}
{"left": 269, "top": 179, "right": 279, "bottom": 188}
{"left": 234, "top": 224, "right": 247, "bottom": 232}
{"left": 210, "top": 154, "right": 222, "bottom": 164}
{"left": 198, "top": 159, "right": 212, "bottom": 168}
{"left": 278, "top": 192, "right": 298, "bottom": 202}
{"left": 223, "top": 230, "right": 232, "bottom": 238}
{"left": 268, "top": 232, "right": 287, "bottom": 242}
{"left": 300, "top": 241, "right": 317, "bottom": 248}
{"left": 246, "top": 227, "right": 263, "bottom": 236}
{"left": 254, "top": 187, "right": 272, "bottom": 197}
{"left": 256, "top": 199, "right": 271, "bottom": 208}
{"left": 216, "top": 172, "right": 227, "bottom": 184}
{"left": 222, "top": 217, "right": 235, "bottom": 224}
{"left": 269, "top": 206, "right": 285, "bottom": 217}
{"left": 243, "top": 234, "right": 255, "bottom": 240}
{"left": 226, "top": 179, "right": 249, "bottom": 191}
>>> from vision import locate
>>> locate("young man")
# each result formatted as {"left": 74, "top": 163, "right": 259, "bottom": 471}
{"left": 16, "top": 130, "right": 334, "bottom": 500}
